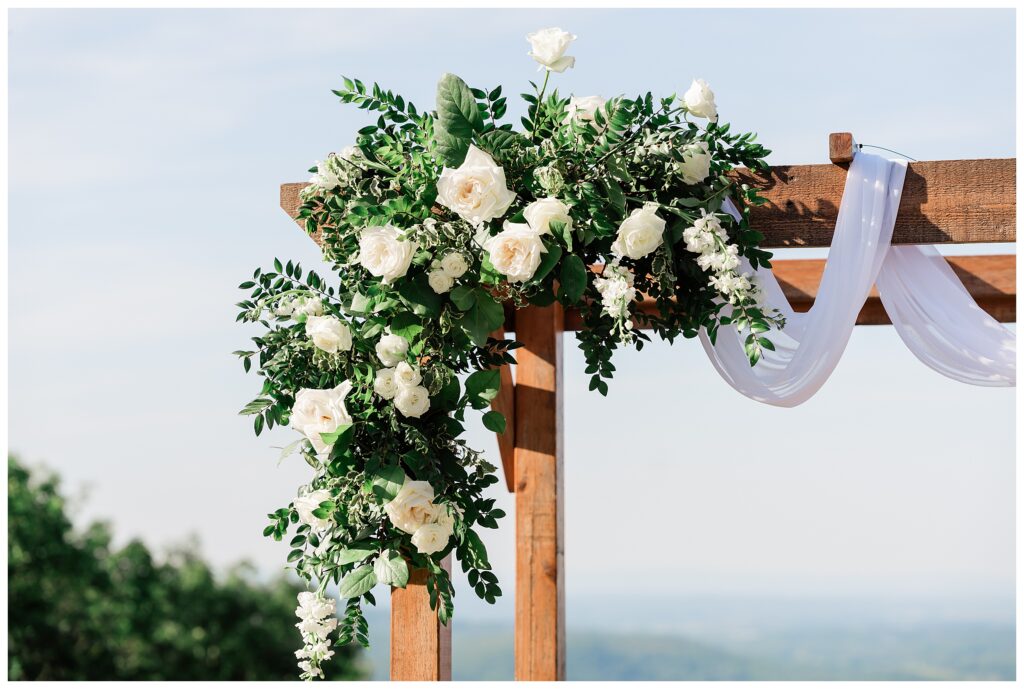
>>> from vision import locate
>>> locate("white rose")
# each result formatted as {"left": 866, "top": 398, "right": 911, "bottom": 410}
{"left": 564, "top": 95, "right": 606, "bottom": 123}
{"left": 375, "top": 333, "right": 409, "bottom": 367}
{"left": 357, "top": 224, "right": 417, "bottom": 283}
{"left": 273, "top": 297, "right": 296, "bottom": 317}
{"left": 439, "top": 252, "right": 468, "bottom": 278}
{"left": 683, "top": 78, "right": 718, "bottom": 122}
{"left": 611, "top": 203, "right": 666, "bottom": 260}
{"left": 411, "top": 522, "right": 453, "bottom": 555}
{"left": 523, "top": 197, "right": 572, "bottom": 235}
{"left": 430, "top": 503, "right": 457, "bottom": 529}
{"left": 435, "top": 145, "right": 516, "bottom": 226}
{"left": 373, "top": 367, "right": 398, "bottom": 400}
{"left": 485, "top": 221, "right": 547, "bottom": 283}
{"left": 394, "top": 385, "right": 431, "bottom": 418}
{"left": 677, "top": 141, "right": 712, "bottom": 185}
{"left": 526, "top": 27, "right": 577, "bottom": 72}
{"left": 290, "top": 382, "right": 353, "bottom": 454}
{"left": 294, "top": 489, "right": 334, "bottom": 533}
{"left": 428, "top": 269, "right": 454, "bottom": 294}
{"left": 384, "top": 479, "right": 436, "bottom": 534}
{"left": 393, "top": 361, "right": 422, "bottom": 388}
{"left": 294, "top": 297, "right": 323, "bottom": 318}
{"left": 304, "top": 315, "right": 353, "bottom": 354}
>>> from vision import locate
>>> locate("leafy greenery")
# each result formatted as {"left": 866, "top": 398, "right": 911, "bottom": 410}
{"left": 7, "top": 456, "right": 364, "bottom": 681}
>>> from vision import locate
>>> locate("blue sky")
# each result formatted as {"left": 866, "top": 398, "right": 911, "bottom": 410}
{"left": 8, "top": 8, "right": 1015, "bottom": 625}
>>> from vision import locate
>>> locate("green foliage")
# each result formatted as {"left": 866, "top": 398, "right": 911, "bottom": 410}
{"left": 7, "top": 456, "right": 364, "bottom": 681}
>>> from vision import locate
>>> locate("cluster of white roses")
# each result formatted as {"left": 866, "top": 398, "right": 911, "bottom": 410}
{"left": 275, "top": 294, "right": 324, "bottom": 319}
{"left": 427, "top": 252, "right": 469, "bottom": 294}
{"left": 294, "top": 591, "right": 338, "bottom": 680}
{"left": 683, "top": 210, "right": 757, "bottom": 304}
{"left": 371, "top": 332, "right": 431, "bottom": 418}
{"left": 382, "top": 477, "right": 455, "bottom": 555}
{"left": 593, "top": 263, "right": 637, "bottom": 342}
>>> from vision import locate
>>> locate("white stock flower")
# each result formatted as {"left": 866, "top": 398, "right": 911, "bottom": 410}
{"left": 294, "top": 297, "right": 323, "bottom": 318}
{"left": 485, "top": 221, "right": 547, "bottom": 283}
{"left": 290, "top": 382, "right": 353, "bottom": 454}
{"left": 383, "top": 479, "right": 436, "bottom": 534}
{"left": 394, "top": 385, "right": 431, "bottom": 418}
{"left": 435, "top": 145, "right": 516, "bottom": 226}
{"left": 294, "top": 489, "right": 334, "bottom": 533}
{"left": 677, "top": 141, "right": 712, "bottom": 185}
{"left": 376, "top": 333, "right": 409, "bottom": 366}
{"left": 428, "top": 269, "right": 454, "bottom": 294}
{"left": 304, "top": 315, "right": 353, "bottom": 354}
{"left": 523, "top": 197, "right": 572, "bottom": 235}
{"left": 294, "top": 591, "right": 338, "bottom": 679}
{"left": 683, "top": 78, "right": 718, "bottom": 122}
{"left": 393, "top": 361, "right": 422, "bottom": 388}
{"left": 564, "top": 95, "right": 606, "bottom": 123}
{"left": 526, "top": 27, "right": 577, "bottom": 72}
{"left": 411, "top": 522, "right": 453, "bottom": 555}
{"left": 309, "top": 157, "right": 341, "bottom": 191}
{"left": 373, "top": 367, "right": 398, "bottom": 400}
{"left": 439, "top": 252, "right": 469, "bottom": 278}
{"left": 611, "top": 203, "right": 666, "bottom": 260}
{"left": 338, "top": 145, "right": 362, "bottom": 162}
{"left": 357, "top": 224, "right": 417, "bottom": 283}
{"left": 593, "top": 263, "right": 637, "bottom": 321}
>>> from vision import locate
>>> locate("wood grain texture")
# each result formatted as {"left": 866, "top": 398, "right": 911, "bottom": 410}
{"left": 730, "top": 158, "right": 1016, "bottom": 247}
{"left": 283, "top": 158, "right": 1016, "bottom": 249}
{"left": 487, "top": 327, "right": 517, "bottom": 493}
{"left": 828, "top": 132, "right": 856, "bottom": 164}
{"left": 513, "top": 304, "right": 565, "bottom": 681}
{"left": 390, "top": 557, "right": 452, "bottom": 681}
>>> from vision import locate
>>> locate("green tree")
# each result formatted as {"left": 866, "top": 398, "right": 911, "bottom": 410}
{"left": 8, "top": 456, "right": 365, "bottom": 680}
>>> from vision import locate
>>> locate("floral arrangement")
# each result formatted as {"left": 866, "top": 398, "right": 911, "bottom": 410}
{"left": 235, "top": 27, "right": 781, "bottom": 680}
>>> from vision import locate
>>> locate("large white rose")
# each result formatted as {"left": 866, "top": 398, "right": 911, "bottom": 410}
{"left": 373, "top": 367, "right": 398, "bottom": 400}
{"left": 485, "top": 221, "right": 547, "bottom": 283}
{"left": 375, "top": 333, "right": 409, "bottom": 366}
{"left": 294, "top": 489, "right": 334, "bottom": 533}
{"left": 611, "top": 203, "right": 666, "bottom": 260}
{"left": 393, "top": 361, "right": 422, "bottom": 389}
{"left": 523, "top": 197, "right": 572, "bottom": 235}
{"left": 394, "top": 385, "right": 431, "bottom": 418}
{"left": 435, "top": 145, "right": 516, "bottom": 226}
{"left": 677, "top": 141, "right": 712, "bottom": 185}
{"left": 411, "top": 522, "right": 453, "bottom": 555}
{"left": 439, "top": 252, "right": 468, "bottom": 278}
{"left": 383, "top": 479, "right": 436, "bottom": 534}
{"left": 294, "top": 297, "right": 323, "bottom": 318}
{"left": 564, "top": 95, "right": 606, "bottom": 123}
{"left": 526, "top": 27, "right": 577, "bottom": 72}
{"left": 290, "top": 382, "right": 353, "bottom": 454}
{"left": 357, "top": 224, "right": 417, "bottom": 283}
{"left": 683, "top": 78, "right": 718, "bottom": 122}
{"left": 304, "top": 315, "right": 353, "bottom": 354}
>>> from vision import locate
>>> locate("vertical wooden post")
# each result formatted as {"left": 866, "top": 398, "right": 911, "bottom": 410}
{"left": 513, "top": 303, "right": 565, "bottom": 680}
{"left": 390, "top": 556, "right": 452, "bottom": 681}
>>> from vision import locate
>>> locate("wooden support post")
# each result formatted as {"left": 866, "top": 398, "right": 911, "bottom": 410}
{"left": 829, "top": 131, "right": 857, "bottom": 164}
{"left": 513, "top": 304, "right": 565, "bottom": 681}
{"left": 390, "top": 556, "right": 452, "bottom": 681}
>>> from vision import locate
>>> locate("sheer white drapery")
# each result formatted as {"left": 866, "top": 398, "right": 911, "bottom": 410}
{"left": 699, "top": 151, "right": 1015, "bottom": 407}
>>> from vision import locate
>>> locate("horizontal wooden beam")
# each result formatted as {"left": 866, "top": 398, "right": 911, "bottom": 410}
{"left": 731, "top": 158, "right": 1015, "bottom": 247}
{"left": 283, "top": 157, "right": 1015, "bottom": 250}
{"left": 559, "top": 254, "right": 1016, "bottom": 330}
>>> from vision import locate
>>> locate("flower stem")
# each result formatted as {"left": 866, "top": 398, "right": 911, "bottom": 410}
{"left": 531, "top": 70, "right": 552, "bottom": 141}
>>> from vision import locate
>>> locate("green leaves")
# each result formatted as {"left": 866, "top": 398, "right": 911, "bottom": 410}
{"left": 338, "top": 564, "right": 377, "bottom": 599}
{"left": 434, "top": 73, "right": 484, "bottom": 166}
{"left": 336, "top": 548, "right": 377, "bottom": 566}
{"left": 459, "top": 289, "right": 504, "bottom": 346}
{"left": 375, "top": 551, "right": 410, "bottom": 588}
{"left": 557, "top": 255, "right": 588, "bottom": 304}
{"left": 527, "top": 242, "right": 562, "bottom": 286}
{"left": 397, "top": 274, "right": 443, "bottom": 318}
{"left": 371, "top": 464, "right": 406, "bottom": 502}
{"left": 319, "top": 424, "right": 353, "bottom": 451}
{"left": 465, "top": 369, "right": 500, "bottom": 410}
{"left": 482, "top": 410, "right": 506, "bottom": 434}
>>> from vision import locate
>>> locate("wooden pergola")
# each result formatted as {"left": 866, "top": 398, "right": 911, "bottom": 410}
{"left": 281, "top": 133, "right": 1016, "bottom": 681}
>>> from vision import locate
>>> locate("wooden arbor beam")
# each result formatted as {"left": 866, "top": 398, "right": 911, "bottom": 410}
{"left": 280, "top": 146, "right": 1016, "bottom": 682}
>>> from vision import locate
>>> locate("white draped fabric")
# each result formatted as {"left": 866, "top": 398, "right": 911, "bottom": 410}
{"left": 700, "top": 151, "right": 1015, "bottom": 407}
